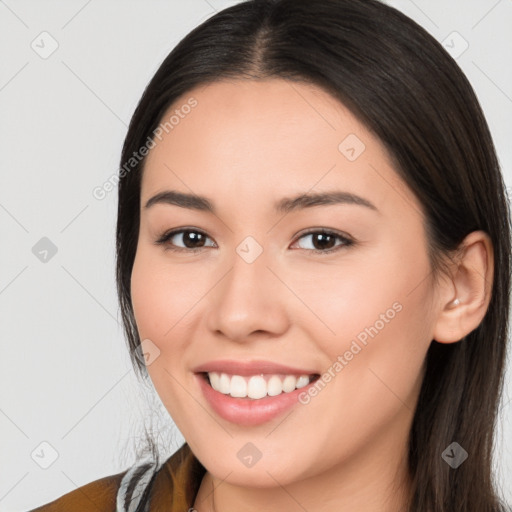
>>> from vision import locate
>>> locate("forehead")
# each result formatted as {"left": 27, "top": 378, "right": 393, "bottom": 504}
{"left": 141, "top": 79, "right": 420, "bottom": 220}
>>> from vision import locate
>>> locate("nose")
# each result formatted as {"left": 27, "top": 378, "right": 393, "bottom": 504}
{"left": 205, "top": 243, "right": 290, "bottom": 344}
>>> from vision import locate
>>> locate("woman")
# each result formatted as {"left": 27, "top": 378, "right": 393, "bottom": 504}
{"left": 31, "top": 0, "right": 511, "bottom": 510}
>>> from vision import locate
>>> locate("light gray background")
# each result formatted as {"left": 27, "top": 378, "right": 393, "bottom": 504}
{"left": 1, "top": 1, "right": 511, "bottom": 510}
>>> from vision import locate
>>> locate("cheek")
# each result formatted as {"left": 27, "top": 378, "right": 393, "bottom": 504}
{"left": 130, "top": 248, "right": 202, "bottom": 342}
{"left": 130, "top": 249, "right": 201, "bottom": 429}
{"left": 293, "top": 240, "right": 433, "bottom": 409}
{"left": 285, "top": 244, "right": 426, "bottom": 353}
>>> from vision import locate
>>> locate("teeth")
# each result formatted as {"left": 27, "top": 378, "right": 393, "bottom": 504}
{"left": 267, "top": 375, "right": 282, "bottom": 396}
{"left": 207, "top": 372, "right": 313, "bottom": 399}
{"left": 282, "top": 375, "right": 296, "bottom": 393}
{"left": 230, "top": 375, "right": 247, "bottom": 398}
{"left": 219, "top": 373, "right": 230, "bottom": 394}
{"left": 247, "top": 375, "right": 267, "bottom": 399}
{"left": 296, "top": 375, "right": 309, "bottom": 388}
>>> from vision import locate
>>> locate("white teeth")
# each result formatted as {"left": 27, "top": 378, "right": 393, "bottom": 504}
{"left": 267, "top": 375, "right": 283, "bottom": 396}
{"left": 206, "top": 372, "right": 313, "bottom": 399}
{"left": 296, "top": 375, "right": 309, "bottom": 389}
{"left": 209, "top": 371, "right": 220, "bottom": 391}
{"left": 247, "top": 376, "right": 267, "bottom": 399}
{"left": 230, "top": 375, "right": 247, "bottom": 397}
{"left": 282, "top": 375, "right": 297, "bottom": 393}
{"left": 219, "top": 373, "right": 230, "bottom": 394}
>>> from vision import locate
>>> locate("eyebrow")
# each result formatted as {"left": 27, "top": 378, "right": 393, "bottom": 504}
{"left": 144, "top": 189, "right": 378, "bottom": 214}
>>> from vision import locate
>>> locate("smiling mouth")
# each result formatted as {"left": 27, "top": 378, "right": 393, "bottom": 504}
{"left": 201, "top": 371, "right": 320, "bottom": 400}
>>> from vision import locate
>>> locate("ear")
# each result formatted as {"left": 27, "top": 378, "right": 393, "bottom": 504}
{"left": 432, "top": 230, "right": 494, "bottom": 344}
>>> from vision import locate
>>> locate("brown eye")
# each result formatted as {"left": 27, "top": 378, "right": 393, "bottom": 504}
{"left": 155, "top": 228, "right": 216, "bottom": 252}
{"left": 174, "top": 230, "right": 207, "bottom": 249}
{"left": 293, "top": 230, "right": 354, "bottom": 254}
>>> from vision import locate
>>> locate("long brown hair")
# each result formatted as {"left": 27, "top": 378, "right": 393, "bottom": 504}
{"left": 116, "top": 1, "right": 512, "bottom": 509}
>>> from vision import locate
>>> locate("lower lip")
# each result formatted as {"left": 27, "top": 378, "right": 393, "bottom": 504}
{"left": 196, "top": 373, "right": 317, "bottom": 426}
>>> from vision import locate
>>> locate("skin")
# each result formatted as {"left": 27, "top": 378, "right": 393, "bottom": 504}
{"left": 130, "top": 78, "right": 494, "bottom": 511}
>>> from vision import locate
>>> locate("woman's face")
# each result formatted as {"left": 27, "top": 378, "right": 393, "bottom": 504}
{"left": 131, "top": 79, "right": 440, "bottom": 491}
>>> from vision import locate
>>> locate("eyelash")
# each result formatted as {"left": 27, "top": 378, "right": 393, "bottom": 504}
{"left": 154, "top": 227, "right": 355, "bottom": 255}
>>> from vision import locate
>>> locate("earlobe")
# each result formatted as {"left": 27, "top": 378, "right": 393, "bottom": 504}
{"left": 432, "top": 231, "right": 494, "bottom": 344}
{"left": 433, "top": 296, "right": 465, "bottom": 344}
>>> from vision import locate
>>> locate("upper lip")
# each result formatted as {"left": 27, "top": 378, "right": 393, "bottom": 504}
{"left": 192, "top": 359, "right": 319, "bottom": 376}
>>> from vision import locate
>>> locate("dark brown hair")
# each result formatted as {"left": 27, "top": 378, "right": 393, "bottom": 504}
{"left": 116, "top": 0, "right": 512, "bottom": 509}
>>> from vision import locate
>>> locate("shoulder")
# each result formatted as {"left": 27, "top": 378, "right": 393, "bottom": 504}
{"left": 29, "top": 469, "right": 126, "bottom": 512}
{"left": 28, "top": 444, "right": 205, "bottom": 512}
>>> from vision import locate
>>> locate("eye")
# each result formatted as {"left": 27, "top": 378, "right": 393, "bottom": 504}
{"left": 154, "top": 228, "right": 216, "bottom": 252}
{"left": 291, "top": 229, "right": 355, "bottom": 254}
